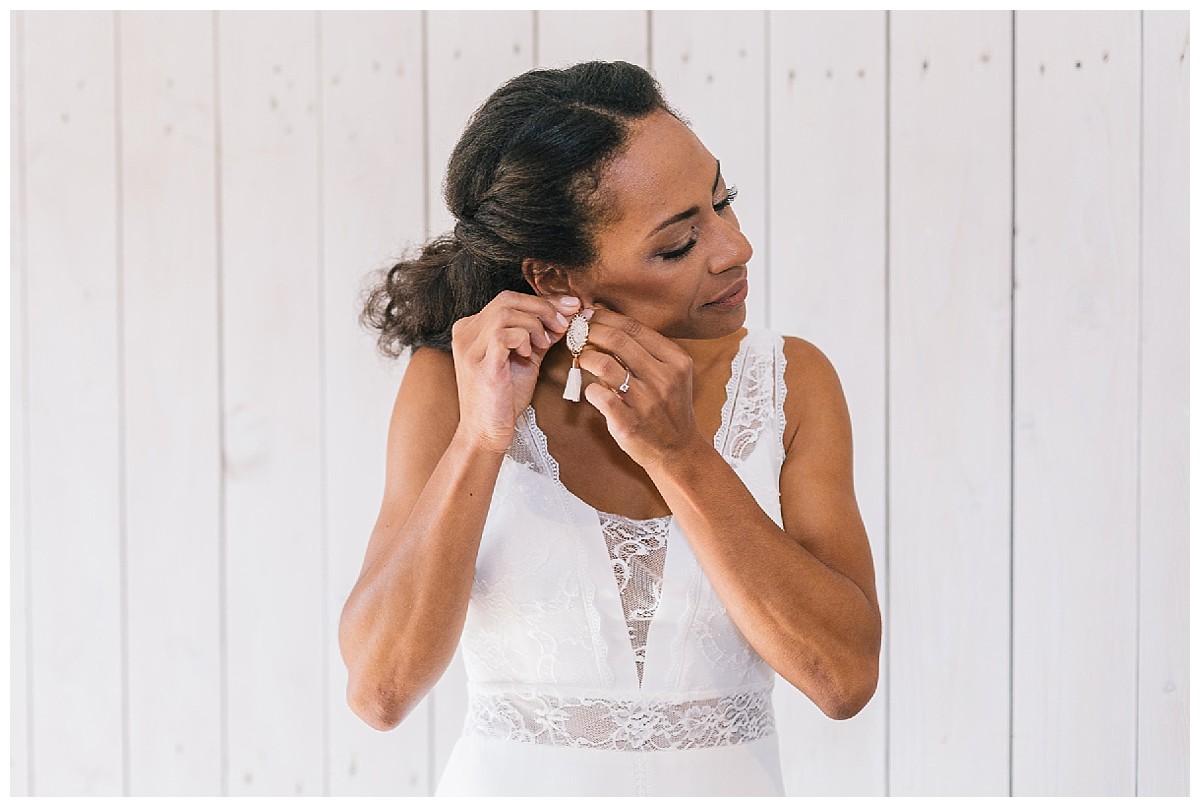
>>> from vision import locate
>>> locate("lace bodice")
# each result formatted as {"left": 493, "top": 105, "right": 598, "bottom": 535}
{"left": 460, "top": 328, "right": 790, "bottom": 756}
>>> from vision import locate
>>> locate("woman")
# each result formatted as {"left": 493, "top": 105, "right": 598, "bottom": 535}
{"left": 340, "top": 60, "right": 881, "bottom": 797}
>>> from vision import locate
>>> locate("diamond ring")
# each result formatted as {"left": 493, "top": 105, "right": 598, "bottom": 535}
{"left": 618, "top": 368, "right": 631, "bottom": 393}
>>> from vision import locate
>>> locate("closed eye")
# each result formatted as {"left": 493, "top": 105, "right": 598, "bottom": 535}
{"left": 659, "top": 185, "right": 739, "bottom": 262}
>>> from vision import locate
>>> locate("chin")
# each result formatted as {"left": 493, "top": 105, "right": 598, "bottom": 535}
{"left": 665, "top": 307, "right": 748, "bottom": 341}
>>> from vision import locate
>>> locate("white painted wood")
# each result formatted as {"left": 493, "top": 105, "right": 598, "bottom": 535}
{"left": 766, "top": 11, "right": 887, "bottom": 795}
{"left": 424, "top": 10, "right": 535, "bottom": 788}
{"left": 888, "top": 11, "right": 1014, "bottom": 795}
{"left": 651, "top": 11, "right": 769, "bottom": 331}
{"left": 426, "top": 11, "right": 535, "bottom": 239}
{"left": 117, "top": 11, "right": 223, "bottom": 795}
{"left": 23, "top": 9, "right": 124, "bottom": 795}
{"left": 9, "top": 9, "right": 30, "bottom": 798}
{"left": 319, "top": 10, "right": 429, "bottom": 797}
{"left": 217, "top": 11, "right": 325, "bottom": 795}
{"left": 536, "top": 10, "right": 648, "bottom": 68}
{"left": 1137, "top": 9, "right": 1189, "bottom": 797}
{"left": 1013, "top": 10, "right": 1141, "bottom": 795}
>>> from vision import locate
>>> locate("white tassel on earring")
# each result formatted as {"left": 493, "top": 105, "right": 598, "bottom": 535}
{"left": 562, "top": 313, "right": 589, "bottom": 402}
{"left": 564, "top": 360, "right": 583, "bottom": 402}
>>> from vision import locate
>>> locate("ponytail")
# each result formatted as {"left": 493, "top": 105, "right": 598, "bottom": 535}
{"left": 359, "top": 232, "right": 535, "bottom": 359}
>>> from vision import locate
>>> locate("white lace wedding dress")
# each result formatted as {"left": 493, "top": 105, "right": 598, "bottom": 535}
{"left": 434, "top": 328, "right": 790, "bottom": 796}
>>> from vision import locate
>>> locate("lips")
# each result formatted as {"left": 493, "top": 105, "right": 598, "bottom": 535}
{"left": 700, "top": 277, "right": 748, "bottom": 309}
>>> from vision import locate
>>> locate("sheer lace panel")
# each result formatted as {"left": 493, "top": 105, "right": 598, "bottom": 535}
{"left": 597, "top": 510, "right": 671, "bottom": 687}
{"left": 463, "top": 685, "right": 776, "bottom": 751}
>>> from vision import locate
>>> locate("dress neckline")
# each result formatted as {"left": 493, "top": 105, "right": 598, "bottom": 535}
{"left": 523, "top": 328, "right": 755, "bottom": 522}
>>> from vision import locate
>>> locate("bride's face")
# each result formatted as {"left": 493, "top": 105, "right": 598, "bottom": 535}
{"left": 566, "top": 109, "right": 753, "bottom": 340}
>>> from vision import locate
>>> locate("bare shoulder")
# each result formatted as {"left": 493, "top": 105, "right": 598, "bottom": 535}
{"left": 779, "top": 335, "right": 850, "bottom": 461}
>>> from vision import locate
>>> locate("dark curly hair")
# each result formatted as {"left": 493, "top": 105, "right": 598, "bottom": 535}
{"left": 359, "top": 60, "right": 677, "bottom": 358}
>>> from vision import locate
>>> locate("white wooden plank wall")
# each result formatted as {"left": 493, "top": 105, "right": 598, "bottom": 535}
{"left": 1013, "top": 11, "right": 1142, "bottom": 795}
{"left": 1137, "top": 11, "right": 1190, "bottom": 798}
{"left": 118, "top": 11, "right": 223, "bottom": 795}
{"left": 888, "top": 11, "right": 1013, "bottom": 796}
{"left": 9, "top": 10, "right": 1188, "bottom": 797}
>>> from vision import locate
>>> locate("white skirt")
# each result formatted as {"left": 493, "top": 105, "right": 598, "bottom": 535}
{"left": 434, "top": 731, "right": 785, "bottom": 797}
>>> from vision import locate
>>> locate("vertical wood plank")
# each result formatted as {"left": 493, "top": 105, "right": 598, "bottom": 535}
{"left": 535, "top": 11, "right": 649, "bottom": 68}
{"left": 217, "top": 11, "right": 325, "bottom": 795}
{"left": 889, "top": 11, "right": 1013, "bottom": 795}
{"left": 767, "top": 10, "right": 887, "bottom": 795}
{"left": 424, "top": 10, "right": 535, "bottom": 788}
{"left": 23, "top": 9, "right": 124, "bottom": 794}
{"left": 320, "top": 10, "right": 429, "bottom": 797}
{"left": 426, "top": 11, "right": 534, "bottom": 239}
{"left": 1013, "top": 10, "right": 1140, "bottom": 795}
{"left": 9, "top": 8, "right": 31, "bottom": 797}
{"left": 651, "top": 11, "right": 768, "bottom": 331}
{"left": 118, "top": 11, "right": 223, "bottom": 794}
{"left": 1137, "top": 9, "right": 1189, "bottom": 797}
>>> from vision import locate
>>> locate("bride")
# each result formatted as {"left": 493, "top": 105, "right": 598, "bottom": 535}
{"left": 340, "top": 60, "right": 881, "bottom": 797}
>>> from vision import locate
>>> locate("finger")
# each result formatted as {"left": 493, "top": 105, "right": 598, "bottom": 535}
{"left": 494, "top": 325, "right": 533, "bottom": 359}
{"left": 583, "top": 381, "right": 629, "bottom": 418}
{"left": 583, "top": 309, "right": 681, "bottom": 365}
{"left": 578, "top": 318, "right": 663, "bottom": 377}
{"left": 495, "top": 308, "right": 555, "bottom": 350}
{"left": 578, "top": 347, "right": 632, "bottom": 393}
{"left": 489, "top": 289, "right": 580, "bottom": 334}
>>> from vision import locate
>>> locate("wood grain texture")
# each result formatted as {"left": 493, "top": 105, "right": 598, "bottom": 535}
{"left": 118, "top": 10, "right": 223, "bottom": 795}
{"left": 888, "top": 10, "right": 1013, "bottom": 795}
{"left": 536, "top": 10, "right": 649, "bottom": 68}
{"left": 1136, "top": 9, "right": 1189, "bottom": 797}
{"left": 23, "top": 9, "right": 125, "bottom": 795}
{"left": 10, "top": 9, "right": 31, "bottom": 797}
{"left": 217, "top": 11, "right": 325, "bottom": 795}
{"left": 767, "top": 10, "right": 887, "bottom": 796}
{"left": 1013, "top": 10, "right": 1141, "bottom": 795}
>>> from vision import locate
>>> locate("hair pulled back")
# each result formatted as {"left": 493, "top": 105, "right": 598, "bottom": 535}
{"left": 360, "top": 60, "right": 675, "bottom": 358}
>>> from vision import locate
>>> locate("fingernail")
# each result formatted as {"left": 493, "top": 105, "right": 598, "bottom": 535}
{"left": 581, "top": 308, "right": 594, "bottom": 321}
{"left": 556, "top": 312, "right": 569, "bottom": 328}
{"left": 559, "top": 295, "right": 579, "bottom": 308}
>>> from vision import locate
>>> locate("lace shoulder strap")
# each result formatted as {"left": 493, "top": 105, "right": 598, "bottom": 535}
{"left": 717, "top": 329, "right": 787, "bottom": 468}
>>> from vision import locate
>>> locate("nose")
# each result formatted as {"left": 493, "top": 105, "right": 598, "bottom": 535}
{"left": 710, "top": 209, "right": 753, "bottom": 272}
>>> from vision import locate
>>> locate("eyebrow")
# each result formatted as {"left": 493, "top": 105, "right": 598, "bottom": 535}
{"left": 645, "top": 159, "right": 723, "bottom": 239}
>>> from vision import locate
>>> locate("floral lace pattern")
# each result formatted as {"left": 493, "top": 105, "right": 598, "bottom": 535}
{"left": 463, "top": 685, "right": 776, "bottom": 751}
{"left": 714, "top": 334, "right": 780, "bottom": 469}
{"left": 597, "top": 510, "right": 671, "bottom": 687}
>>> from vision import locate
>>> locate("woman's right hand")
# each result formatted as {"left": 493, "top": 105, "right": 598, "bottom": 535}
{"left": 450, "top": 290, "right": 581, "bottom": 455}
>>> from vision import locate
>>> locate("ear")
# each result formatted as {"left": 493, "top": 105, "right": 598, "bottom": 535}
{"left": 521, "top": 257, "right": 585, "bottom": 302}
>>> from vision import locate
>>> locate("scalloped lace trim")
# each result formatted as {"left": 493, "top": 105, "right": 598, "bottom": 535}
{"left": 463, "top": 685, "right": 776, "bottom": 751}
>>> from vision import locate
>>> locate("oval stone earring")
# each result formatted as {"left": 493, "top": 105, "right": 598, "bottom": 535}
{"left": 562, "top": 313, "right": 589, "bottom": 401}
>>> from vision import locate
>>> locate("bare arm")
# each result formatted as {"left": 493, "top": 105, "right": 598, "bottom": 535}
{"left": 339, "top": 292, "right": 577, "bottom": 731}
{"left": 338, "top": 346, "right": 503, "bottom": 731}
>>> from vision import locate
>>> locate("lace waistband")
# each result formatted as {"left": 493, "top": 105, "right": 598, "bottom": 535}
{"left": 462, "top": 684, "right": 776, "bottom": 752}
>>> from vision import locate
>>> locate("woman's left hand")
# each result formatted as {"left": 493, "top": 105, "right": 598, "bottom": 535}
{"left": 576, "top": 306, "right": 707, "bottom": 472}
